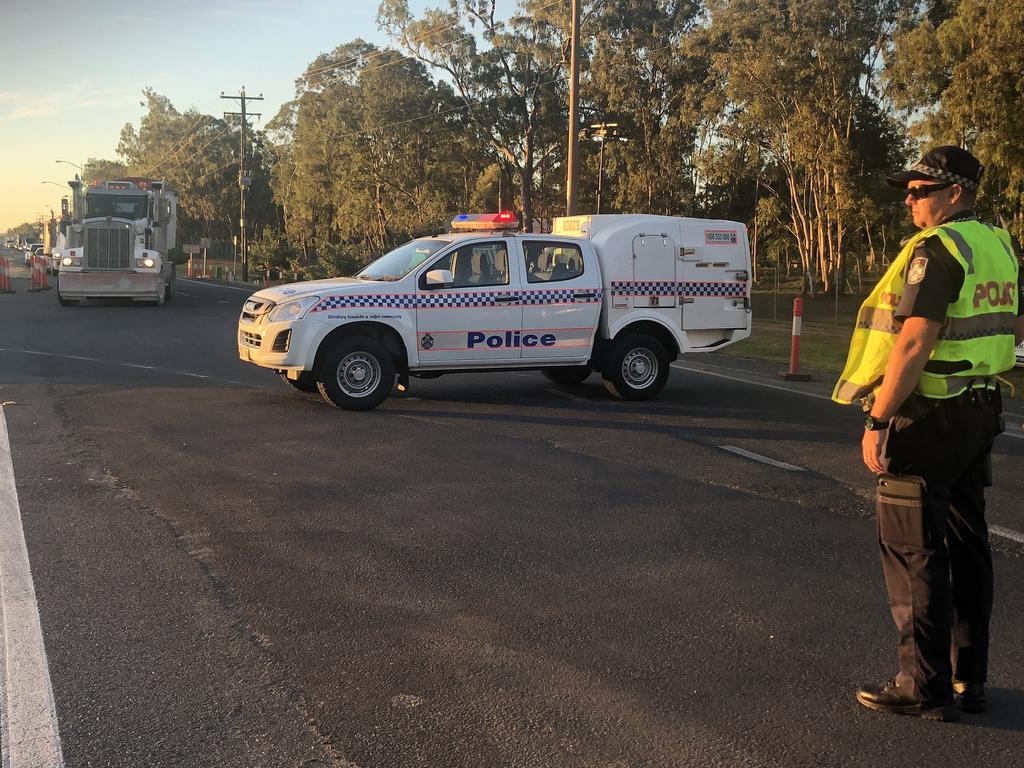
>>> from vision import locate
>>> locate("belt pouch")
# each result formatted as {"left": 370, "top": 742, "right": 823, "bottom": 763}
{"left": 877, "top": 473, "right": 928, "bottom": 549}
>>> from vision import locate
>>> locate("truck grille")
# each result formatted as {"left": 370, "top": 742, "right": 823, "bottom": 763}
{"left": 86, "top": 224, "right": 132, "bottom": 269}
{"left": 240, "top": 330, "right": 262, "bottom": 348}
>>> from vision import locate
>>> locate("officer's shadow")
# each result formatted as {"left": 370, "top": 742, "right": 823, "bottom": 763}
{"left": 957, "top": 689, "right": 1024, "bottom": 731}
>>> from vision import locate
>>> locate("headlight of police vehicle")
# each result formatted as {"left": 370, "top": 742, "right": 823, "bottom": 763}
{"left": 266, "top": 295, "right": 321, "bottom": 323}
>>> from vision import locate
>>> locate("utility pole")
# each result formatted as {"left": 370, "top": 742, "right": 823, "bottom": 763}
{"left": 222, "top": 87, "right": 262, "bottom": 282}
{"left": 565, "top": 0, "right": 581, "bottom": 216}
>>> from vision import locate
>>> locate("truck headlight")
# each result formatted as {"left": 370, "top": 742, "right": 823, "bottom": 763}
{"left": 267, "top": 295, "right": 321, "bottom": 322}
{"left": 135, "top": 257, "right": 156, "bottom": 268}
{"left": 62, "top": 255, "right": 82, "bottom": 267}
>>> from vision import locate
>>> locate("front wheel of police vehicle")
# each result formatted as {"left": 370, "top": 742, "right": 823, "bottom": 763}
{"left": 316, "top": 335, "right": 396, "bottom": 411}
{"left": 542, "top": 366, "right": 593, "bottom": 386}
{"left": 602, "top": 332, "right": 670, "bottom": 401}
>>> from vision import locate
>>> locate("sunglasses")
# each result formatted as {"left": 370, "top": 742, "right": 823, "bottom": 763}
{"left": 906, "top": 182, "right": 954, "bottom": 200}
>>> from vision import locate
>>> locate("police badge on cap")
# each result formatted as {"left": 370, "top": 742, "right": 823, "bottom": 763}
{"left": 886, "top": 145, "right": 984, "bottom": 191}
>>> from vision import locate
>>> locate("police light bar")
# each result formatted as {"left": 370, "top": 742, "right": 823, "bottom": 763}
{"left": 449, "top": 211, "right": 520, "bottom": 232}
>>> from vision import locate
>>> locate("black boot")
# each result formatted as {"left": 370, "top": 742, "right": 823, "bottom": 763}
{"left": 953, "top": 681, "right": 986, "bottom": 713}
{"left": 856, "top": 679, "right": 959, "bottom": 722}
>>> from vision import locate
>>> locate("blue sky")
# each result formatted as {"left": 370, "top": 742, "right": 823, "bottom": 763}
{"left": 0, "top": 0, "right": 444, "bottom": 231}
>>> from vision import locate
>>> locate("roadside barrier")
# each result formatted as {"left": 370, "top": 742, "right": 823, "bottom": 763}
{"left": 783, "top": 296, "right": 811, "bottom": 381}
{"left": 29, "top": 255, "right": 51, "bottom": 292}
{"left": 0, "top": 257, "right": 14, "bottom": 293}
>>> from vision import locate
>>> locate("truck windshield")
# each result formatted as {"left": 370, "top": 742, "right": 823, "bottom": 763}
{"left": 85, "top": 195, "right": 148, "bottom": 220}
{"left": 356, "top": 239, "right": 448, "bottom": 281}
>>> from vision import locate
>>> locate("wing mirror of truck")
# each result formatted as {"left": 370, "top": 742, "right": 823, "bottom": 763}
{"left": 424, "top": 269, "right": 454, "bottom": 288}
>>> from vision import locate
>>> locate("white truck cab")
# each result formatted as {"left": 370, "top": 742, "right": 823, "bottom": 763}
{"left": 238, "top": 212, "right": 751, "bottom": 410}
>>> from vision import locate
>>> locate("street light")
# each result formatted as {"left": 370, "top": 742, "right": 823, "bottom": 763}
{"left": 583, "top": 122, "right": 628, "bottom": 214}
{"left": 41, "top": 180, "right": 68, "bottom": 189}
{"left": 55, "top": 159, "right": 83, "bottom": 172}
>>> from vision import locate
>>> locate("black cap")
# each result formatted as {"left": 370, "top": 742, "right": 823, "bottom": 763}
{"left": 886, "top": 145, "right": 984, "bottom": 191}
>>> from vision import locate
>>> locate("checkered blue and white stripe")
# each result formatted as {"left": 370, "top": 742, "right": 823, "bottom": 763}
{"left": 609, "top": 281, "right": 746, "bottom": 297}
{"left": 311, "top": 288, "right": 602, "bottom": 313}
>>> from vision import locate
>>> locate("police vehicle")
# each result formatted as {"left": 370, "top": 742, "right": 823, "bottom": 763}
{"left": 237, "top": 212, "right": 752, "bottom": 410}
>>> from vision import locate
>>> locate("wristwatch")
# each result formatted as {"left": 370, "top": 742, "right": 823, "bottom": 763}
{"left": 864, "top": 414, "right": 891, "bottom": 431}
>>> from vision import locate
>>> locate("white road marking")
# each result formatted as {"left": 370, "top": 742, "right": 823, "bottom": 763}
{"left": 0, "top": 349, "right": 208, "bottom": 381}
{"left": 990, "top": 525, "right": 1024, "bottom": 545}
{"left": 175, "top": 291, "right": 194, "bottom": 297}
{"left": 671, "top": 362, "right": 833, "bottom": 401}
{"left": 718, "top": 445, "right": 805, "bottom": 472}
{"left": 178, "top": 278, "right": 256, "bottom": 293}
{"left": 672, "top": 362, "right": 1024, "bottom": 438}
{"left": 0, "top": 407, "right": 66, "bottom": 768}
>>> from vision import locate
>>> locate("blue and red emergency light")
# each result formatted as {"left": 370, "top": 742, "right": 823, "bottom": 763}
{"left": 449, "top": 211, "right": 520, "bottom": 232}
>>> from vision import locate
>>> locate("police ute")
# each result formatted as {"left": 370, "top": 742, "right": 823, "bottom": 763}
{"left": 237, "top": 212, "right": 752, "bottom": 410}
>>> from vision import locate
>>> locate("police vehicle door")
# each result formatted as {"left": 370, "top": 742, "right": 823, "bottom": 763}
{"left": 519, "top": 239, "right": 601, "bottom": 361}
{"left": 415, "top": 239, "right": 523, "bottom": 364}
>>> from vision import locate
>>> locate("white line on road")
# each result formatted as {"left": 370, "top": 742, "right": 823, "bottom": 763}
{"left": 178, "top": 278, "right": 255, "bottom": 293}
{"left": 672, "top": 362, "right": 1024, "bottom": 440}
{"left": 0, "top": 407, "right": 66, "bottom": 768}
{"left": 718, "top": 445, "right": 805, "bottom": 472}
{"left": 990, "top": 525, "right": 1024, "bottom": 545}
{"left": 671, "top": 362, "right": 833, "bottom": 401}
{"left": 0, "top": 348, "right": 209, "bottom": 382}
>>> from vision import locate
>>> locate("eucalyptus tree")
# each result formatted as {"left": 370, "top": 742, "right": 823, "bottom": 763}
{"left": 378, "top": 0, "right": 569, "bottom": 230}
{"left": 704, "top": 0, "right": 912, "bottom": 292}
{"left": 887, "top": 0, "right": 1024, "bottom": 233}
{"left": 585, "top": 0, "right": 707, "bottom": 215}
{"left": 267, "top": 40, "right": 483, "bottom": 274}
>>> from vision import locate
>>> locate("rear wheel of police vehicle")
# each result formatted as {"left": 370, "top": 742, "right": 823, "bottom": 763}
{"left": 317, "top": 335, "right": 396, "bottom": 411}
{"left": 542, "top": 366, "right": 592, "bottom": 386}
{"left": 602, "top": 333, "right": 670, "bottom": 400}
{"left": 279, "top": 370, "right": 318, "bottom": 393}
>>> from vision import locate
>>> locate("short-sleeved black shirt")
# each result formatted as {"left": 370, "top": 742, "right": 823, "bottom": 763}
{"left": 895, "top": 212, "right": 1024, "bottom": 322}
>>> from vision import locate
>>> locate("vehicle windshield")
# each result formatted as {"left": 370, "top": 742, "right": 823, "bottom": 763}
{"left": 356, "top": 238, "right": 448, "bottom": 281}
{"left": 84, "top": 194, "right": 148, "bottom": 220}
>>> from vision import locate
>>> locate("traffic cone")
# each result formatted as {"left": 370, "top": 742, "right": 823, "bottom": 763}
{"left": 29, "top": 256, "right": 52, "bottom": 292}
{"left": 0, "top": 258, "right": 14, "bottom": 293}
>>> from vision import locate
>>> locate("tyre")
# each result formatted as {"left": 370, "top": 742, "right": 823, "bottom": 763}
{"left": 153, "top": 285, "right": 166, "bottom": 306}
{"left": 601, "top": 332, "right": 670, "bottom": 400}
{"left": 279, "top": 370, "right": 318, "bottom": 393}
{"left": 542, "top": 365, "right": 592, "bottom": 386}
{"left": 316, "top": 335, "right": 395, "bottom": 411}
{"left": 57, "top": 292, "right": 79, "bottom": 307}
{"left": 164, "top": 276, "right": 175, "bottom": 302}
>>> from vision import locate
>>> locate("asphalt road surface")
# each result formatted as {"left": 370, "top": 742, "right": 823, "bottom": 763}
{"left": 2, "top": 262, "right": 1023, "bottom": 768}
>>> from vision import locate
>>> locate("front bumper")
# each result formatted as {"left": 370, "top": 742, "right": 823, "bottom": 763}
{"left": 58, "top": 271, "right": 161, "bottom": 300}
{"left": 237, "top": 315, "right": 325, "bottom": 370}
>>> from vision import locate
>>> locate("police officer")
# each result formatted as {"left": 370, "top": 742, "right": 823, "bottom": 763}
{"left": 833, "top": 146, "right": 1024, "bottom": 721}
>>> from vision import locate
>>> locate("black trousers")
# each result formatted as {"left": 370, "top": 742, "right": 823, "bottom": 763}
{"left": 877, "top": 389, "right": 1002, "bottom": 704}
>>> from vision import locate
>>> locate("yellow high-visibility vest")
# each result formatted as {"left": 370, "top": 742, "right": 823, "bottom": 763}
{"left": 833, "top": 219, "right": 1019, "bottom": 404}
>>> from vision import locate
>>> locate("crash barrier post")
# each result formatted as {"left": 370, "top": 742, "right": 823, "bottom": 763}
{"left": 29, "top": 255, "right": 51, "bottom": 292}
{"left": 0, "top": 257, "right": 15, "bottom": 293}
{"left": 783, "top": 296, "right": 812, "bottom": 381}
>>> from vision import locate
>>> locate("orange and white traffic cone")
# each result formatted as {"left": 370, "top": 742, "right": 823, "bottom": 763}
{"left": 0, "top": 257, "right": 14, "bottom": 293}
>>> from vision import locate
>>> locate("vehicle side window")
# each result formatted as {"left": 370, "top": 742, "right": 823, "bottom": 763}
{"left": 524, "top": 241, "right": 584, "bottom": 283}
{"left": 429, "top": 241, "right": 509, "bottom": 288}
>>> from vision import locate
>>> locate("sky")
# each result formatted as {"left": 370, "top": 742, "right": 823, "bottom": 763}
{"left": 0, "top": 0, "right": 443, "bottom": 232}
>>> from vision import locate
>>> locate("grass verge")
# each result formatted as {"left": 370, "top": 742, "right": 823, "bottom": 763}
{"left": 723, "top": 314, "right": 1024, "bottom": 401}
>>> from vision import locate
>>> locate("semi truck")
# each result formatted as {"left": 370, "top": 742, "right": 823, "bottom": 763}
{"left": 237, "top": 212, "right": 751, "bottom": 410}
{"left": 56, "top": 177, "right": 178, "bottom": 306}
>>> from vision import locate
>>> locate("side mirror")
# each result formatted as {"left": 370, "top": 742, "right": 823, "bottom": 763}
{"left": 425, "top": 269, "right": 454, "bottom": 287}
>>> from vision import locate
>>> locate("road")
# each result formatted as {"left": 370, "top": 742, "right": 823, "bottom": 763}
{"left": 2, "top": 260, "right": 1023, "bottom": 767}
